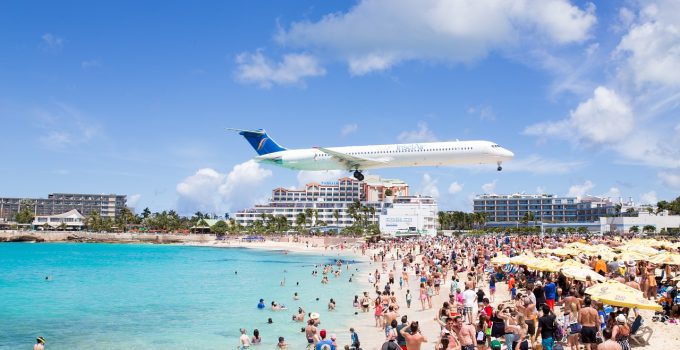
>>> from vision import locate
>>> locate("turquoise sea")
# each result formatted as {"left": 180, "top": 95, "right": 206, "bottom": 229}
{"left": 0, "top": 243, "right": 365, "bottom": 349}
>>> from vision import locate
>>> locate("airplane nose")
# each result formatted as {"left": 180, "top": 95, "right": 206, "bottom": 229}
{"left": 503, "top": 148, "right": 514, "bottom": 159}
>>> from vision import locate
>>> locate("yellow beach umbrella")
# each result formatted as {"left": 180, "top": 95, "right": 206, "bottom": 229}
{"left": 561, "top": 267, "right": 606, "bottom": 282}
{"left": 526, "top": 257, "right": 560, "bottom": 272}
{"left": 559, "top": 259, "right": 591, "bottom": 270}
{"left": 619, "top": 245, "right": 658, "bottom": 255}
{"left": 617, "top": 251, "right": 648, "bottom": 261}
{"left": 586, "top": 282, "right": 660, "bottom": 311}
{"left": 509, "top": 255, "right": 538, "bottom": 266}
{"left": 648, "top": 252, "right": 680, "bottom": 265}
{"left": 585, "top": 280, "right": 643, "bottom": 297}
{"left": 551, "top": 247, "right": 581, "bottom": 257}
{"left": 490, "top": 254, "right": 511, "bottom": 265}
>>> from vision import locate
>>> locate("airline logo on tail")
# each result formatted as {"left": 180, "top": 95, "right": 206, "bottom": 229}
{"left": 257, "top": 138, "right": 268, "bottom": 151}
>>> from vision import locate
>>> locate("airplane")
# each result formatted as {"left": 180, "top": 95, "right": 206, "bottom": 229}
{"left": 229, "top": 128, "right": 514, "bottom": 181}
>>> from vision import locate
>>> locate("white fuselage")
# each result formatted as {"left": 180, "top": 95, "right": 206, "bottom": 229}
{"left": 255, "top": 140, "right": 513, "bottom": 171}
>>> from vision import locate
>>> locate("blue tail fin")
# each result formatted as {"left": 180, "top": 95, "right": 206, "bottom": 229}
{"left": 232, "top": 129, "right": 286, "bottom": 155}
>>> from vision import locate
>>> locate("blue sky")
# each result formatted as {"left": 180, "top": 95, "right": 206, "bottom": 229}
{"left": 1, "top": 0, "right": 679, "bottom": 215}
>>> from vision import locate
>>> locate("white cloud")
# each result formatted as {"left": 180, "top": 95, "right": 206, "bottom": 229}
{"left": 340, "top": 123, "right": 358, "bottom": 136}
{"left": 467, "top": 105, "right": 495, "bottom": 121}
{"left": 615, "top": 0, "right": 680, "bottom": 87}
{"left": 176, "top": 161, "right": 273, "bottom": 214}
{"left": 482, "top": 179, "right": 498, "bottom": 194}
{"left": 536, "top": 186, "right": 546, "bottom": 194}
{"left": 658, "top": 170, "right": 680, "bottom": 189}
{"left": 81, "top": 59, "right": 101, "bottom": 69}
{"left": 276, "top": 0, "right": 596, "bottom": 75}
{"left": 41, "top": 33, "right": 64, "bottom": 50}
{"left": 127, "top": 194, "right": 142, "bottom": 208}
{"left": 640, "top": 191, "right": 658, "bottom": 205}
{"left": 33, "top": 102, "right": 101, "bottom": 150}
{"left": 234, "top": 51, "right": 326, "bottom": 88}
{"left": 525, "top": 86, "right": 634, "bottom": 145}
{"left": 448, "top": 181, "right": 463, "bottom": 195}
{"left": 567, "top": 180, "right": 594, "bottom": 198}
{"left": 502, "top": 155, "right": 584, "bottom": 174}
{"left": 420, "top": 173, "right": 439, "bottom": 198}
{"left": 296, "top": 170, "right": 346, "bottom": 188}
{"left": 603, "top": 187, "right": 621, "bottom": 199}
{"left": 397, "top": 122, "right": 438, "bottom": 142}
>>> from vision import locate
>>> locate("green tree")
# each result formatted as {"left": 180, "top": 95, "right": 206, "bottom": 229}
{"left": 643, "top": 225, "right": 656, "bottom": 233}
{"left": 142, "top": 207, "right": 152, "bottom": 219}
{"left": 614, "top": 204, "right": 622, "bottom": 217}
{"left": 14, "top": 200, "right": 35, "bottom": 224}
{"left": 629, "top": 225, "right": 639, "bottom": 234}
{"left": 42, "top": 222, "right": 50, "bottom": 231}
{"left": 384, "top": 188, "right": 393, "bottom": 197}
{"left": 625, "top": 208, "right": 637, "bottom": 217}
{"left": 210, "top": 220, "right": 228, "bottom": 234}
{"left": 556, "top": 227, "right": 566, "bottom": 234}
{"left": 58, "top": 222, "right": 68, "bottom": 231}
{"left": 295, "top": 212, "right": 306, "bottom": 232}
{"left": 86, "top": 210, "right": 102, "bottom": 231}
{"left": 577, "top": 226, "right": 588, "bottom": 235}
{"left": 333, "top": 209, "right": 340, "bottom": 228}
{"left": 544, "top": 227, "right": 554, "bottom": 235}
{"left": 304, "top": 208, "right": 314, "bottom": 228}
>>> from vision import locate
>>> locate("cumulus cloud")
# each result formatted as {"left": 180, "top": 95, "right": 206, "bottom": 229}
{"left": 127, "top": 194, "right": 142, "bottom": 208}
{"left": 176, "top": 161, "right": 273, "bottom": 214}
{"left": 603, "top": 187, "right": 621, "bottom": 200}
{"left": 340, "top": 123, "right": 358, "bottom": 136}
{"left": 420, "top": 173, "right": 439, "bottom": 198}
{"left": 658, "top": 170, "right": 680, "bottom": 189}
{"left": 234, "top": 51, "right": 326, "bottom": 88}
{"left": 525, "top": 86, "right": 634, "bottom": 145}
{"left": 640, "top": 191, "right": 658, "bottom": 205}
{"left": 567, "top": 180, "right": 594, "bottom": 198}
{"left": 275, "top": 0, "right": 596, "bottom": 75}
{"left": 296, "top": 170, "right": 346, "bottom": 188}
{"left": 615, "top": 0, "right": 680, "bottom": 87}
{"left": 397, "top": 122, "right": 438, "bottom": 143}
{"left": 482, "top": 179, "right": 498, "bottom": 194}
{"left": 448, "top": 181, "right": 463, "bottom": 195}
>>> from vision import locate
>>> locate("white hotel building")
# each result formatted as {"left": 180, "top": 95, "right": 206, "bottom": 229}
{"left": 234, "top": 175, "right": 409, "bottom": 228}
{"left": 379, "top": 196, "right": 438, "bottom": 236}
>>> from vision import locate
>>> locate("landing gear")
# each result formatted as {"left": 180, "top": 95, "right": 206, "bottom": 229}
{"left": 497, "top": 161, "right": 503, "bottom": 171}
{"left": 353, "top": 170, "right": 364, "bottom": 181}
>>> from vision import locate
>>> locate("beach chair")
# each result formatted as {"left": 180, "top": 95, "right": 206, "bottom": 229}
{"left": 628, "top": 315, "right": 653, "bottom": 346}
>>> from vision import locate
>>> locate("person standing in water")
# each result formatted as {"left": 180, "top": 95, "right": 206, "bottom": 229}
{"left": 34, "top": 337, "right": 45, "bottom": 350}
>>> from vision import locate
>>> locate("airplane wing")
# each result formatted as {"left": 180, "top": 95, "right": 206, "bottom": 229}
{"left": 314, "top": 147, "right": 390, "bottom": 169}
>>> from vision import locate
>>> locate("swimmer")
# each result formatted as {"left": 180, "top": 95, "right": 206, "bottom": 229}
{"left": 34, "top": 337, "right": 45, "bottom": 350}
{"left": 257, "top": 299, "right": 265, "bottom": 309}
{"left": 268, "top": 317, "right": 273, "bottom": 324}
{"left": 293, "top": 292, "right": 300, "bottom": 300}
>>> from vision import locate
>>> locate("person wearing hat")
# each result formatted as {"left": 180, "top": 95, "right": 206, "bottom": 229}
{"left": 34, "top": 337, "right": 45, "bottom": 350}
{"left": 612, "top": 314, "right": 631, "bottom": 350}
{"left": 315, "top": 329, "right": 336, "bottom": 350}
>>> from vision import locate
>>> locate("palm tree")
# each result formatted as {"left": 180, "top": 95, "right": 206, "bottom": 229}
{"left": 629, "top": 225, "right": 639, "bottom": 234}
{"left": 304, "top": 208, "right": 314, "bottom": 228}
{"left": 333, "top": 210, "right": 340, "bottom": 228}
{"left": 614, "top": 204, "right": 622, "bottom": 217}
{"left": 643, "top": 225, "right": 656, "bottom": 234}
{"left": 295, "top": 212, "right": 306, "bottom": 232}
{"left": 369, "top": 206, "right": 376, "bottom": 225}
{"left": 577, "top": 226, "right": 588, "bottom": 235}
{"left": 544, "top": 227, "right": 554, "bottom": 235}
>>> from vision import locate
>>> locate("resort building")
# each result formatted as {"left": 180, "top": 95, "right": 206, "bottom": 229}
{"left": 0, "top": 193, "right": 127, "bottom": 221}
{"left": 32, "top": 209, "right": 85, "bottom": 230}
{"left": 233, "top": 175, "right": 409, "bottom": 229}
{"left": 379, "top": 196, "right": 438, "bottom": 236}
{"left": 474, "top": 192, "right": 675, "bottom": 233}
{"left": 473, "top": 194, "right": 578, "bottom": 225}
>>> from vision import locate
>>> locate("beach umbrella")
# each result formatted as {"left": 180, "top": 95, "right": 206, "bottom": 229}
{"left": 526, "top": 257, "right": 560, "bottom": 272}
{"left": 648, "top": 252, "right": 680, "bottom": 265}
{"left": 585, "top": 280, "right": 643, "bottom": 297}
{"left": 558, "top": 259, "right": 591, "bottom": 270}
{"left": 586, "top": 282, "right": 660, "bottom": 311}
{"left": 509, "top": 255, "right": 538, "bottom": 266}
{"left": 561, "top": 268, "right": 606, "bottom": 282}
{"left": 550, "top": 247, "right": 581, "bottom": 257}
{"left": 619, "top": 245, "right": 658, "bottom": 255}
{"left": 490, "top": 255, "right": 511, "bottom": 265}
{"left": 617, "top": 251, "right": 648, "bottom": 261}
